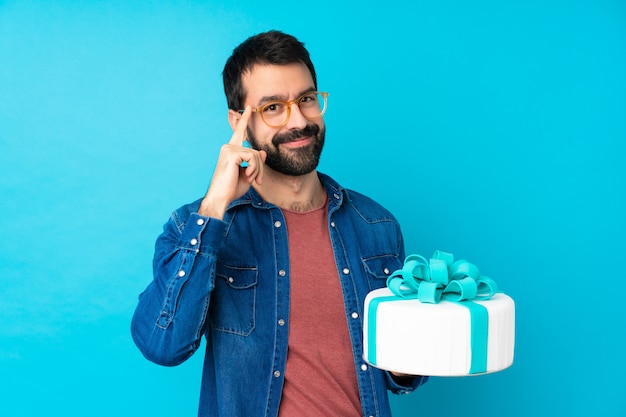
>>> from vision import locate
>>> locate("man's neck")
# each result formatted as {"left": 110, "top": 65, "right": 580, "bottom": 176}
{"left": 253, "top": 169, "right": 326, "bottom": 212}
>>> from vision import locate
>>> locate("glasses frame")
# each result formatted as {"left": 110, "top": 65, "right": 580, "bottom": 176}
{"left": 239, "top": 91, "right": 329, "bottom": 128}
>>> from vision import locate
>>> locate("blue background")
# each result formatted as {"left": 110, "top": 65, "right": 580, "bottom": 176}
{"left": 1, "top": 1, "right": 625, "bottom": 416}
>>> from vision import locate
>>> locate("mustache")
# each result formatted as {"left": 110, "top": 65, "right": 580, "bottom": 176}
{"left": 272, "top": 124, "right": 320, "bottom": 146}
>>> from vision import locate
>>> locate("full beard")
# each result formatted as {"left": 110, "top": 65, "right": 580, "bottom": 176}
{"left": 247, "top": 123, "right": 325, "bottom": 176}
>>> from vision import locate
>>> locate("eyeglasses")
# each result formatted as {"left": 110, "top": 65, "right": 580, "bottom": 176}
{"left": 240, "top": 91, "right": 328, "bottom": 128}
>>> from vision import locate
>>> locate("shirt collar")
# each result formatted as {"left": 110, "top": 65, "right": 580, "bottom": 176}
{"left": 225, "top": 172, "right": 345, "bottom": 212}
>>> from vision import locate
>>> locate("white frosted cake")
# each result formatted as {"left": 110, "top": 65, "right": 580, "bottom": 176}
{"left": 363, "top": 252, "right": 515, "bottom": 376}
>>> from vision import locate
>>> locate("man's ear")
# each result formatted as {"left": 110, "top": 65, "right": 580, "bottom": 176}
{"left": 227, "top": 109, "right": 242, "bottom": 132}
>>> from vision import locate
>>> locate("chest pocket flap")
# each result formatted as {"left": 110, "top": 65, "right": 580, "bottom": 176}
{"left": 211, "top": 262, "right": 258, "bottom": 336}
{"left": 361, "top": 254, "right": 402, "bottom": 289}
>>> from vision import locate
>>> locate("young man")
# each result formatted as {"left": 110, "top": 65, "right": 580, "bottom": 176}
{"left": 131, "top": 30, "right": 427, "bottom": 417}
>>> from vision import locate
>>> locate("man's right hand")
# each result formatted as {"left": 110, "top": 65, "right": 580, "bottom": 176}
{"left": 198, "top": 107, "right": 267, "bottom": 219}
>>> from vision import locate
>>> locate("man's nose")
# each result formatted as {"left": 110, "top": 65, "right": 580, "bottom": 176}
{"left": 284, "top": 102, "right": 308, "bottom": 129}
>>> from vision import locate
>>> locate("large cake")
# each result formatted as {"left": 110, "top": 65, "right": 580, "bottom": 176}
{"left": 363, "top": 251, "right": 515, "bottom": 376}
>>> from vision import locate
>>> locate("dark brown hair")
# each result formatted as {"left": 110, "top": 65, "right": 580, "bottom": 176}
{"left": 222, "top": 30, "right": 317, "bottom": 110}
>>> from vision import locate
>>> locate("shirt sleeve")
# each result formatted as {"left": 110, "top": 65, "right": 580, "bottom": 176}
{"left": 131, "top": 210, "right": 227, "bottom": 366}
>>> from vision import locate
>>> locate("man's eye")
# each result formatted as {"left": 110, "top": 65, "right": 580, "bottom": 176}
{"left": 263, "top": 103, "right": 283, "bottom": 113}
{"left": 300, "top": 94, "right": 316, "bottom": 103}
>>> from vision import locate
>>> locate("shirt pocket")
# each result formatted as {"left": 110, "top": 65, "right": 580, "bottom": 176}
{"left": 210, "top": 262, "right": 258, "bottom": 336}
{"left": 361, "top": 254, "right": 402, "bottom": 291}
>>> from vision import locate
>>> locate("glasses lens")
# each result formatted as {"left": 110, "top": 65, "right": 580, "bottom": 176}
{"left": 260, "top": 101, "right": 288, "bottom": 128}
{"left": 298, "top": 92, "right": 327, "bottom": 120}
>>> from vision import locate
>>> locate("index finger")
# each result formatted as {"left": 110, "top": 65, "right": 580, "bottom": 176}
{"left": 229, "top": 106, "right": 252, "bottom": 146}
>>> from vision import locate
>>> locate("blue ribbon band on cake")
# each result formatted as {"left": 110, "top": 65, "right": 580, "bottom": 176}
{"left": 367, "top": 251, "right": 498, "bottom": 374}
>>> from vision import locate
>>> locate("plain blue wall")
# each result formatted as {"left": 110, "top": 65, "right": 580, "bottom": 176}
{"left": 1, "top": 1, "right": 625, "bottom": 416}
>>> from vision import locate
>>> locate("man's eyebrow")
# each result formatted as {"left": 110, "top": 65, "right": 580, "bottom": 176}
{"left": 257, "top": 87, "right": 316, "bottom": 105}
{"left": 258, "top": 95, "right": 285, "bottom": 104}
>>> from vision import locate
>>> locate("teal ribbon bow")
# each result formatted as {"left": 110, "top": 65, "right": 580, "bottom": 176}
{"left": 374, "top": 251, "right": 498, "bottom": 374}
{"left": 386, "top": 250, "right": 498, "bottom": 303}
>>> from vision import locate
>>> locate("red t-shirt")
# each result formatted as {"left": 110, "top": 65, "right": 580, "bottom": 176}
{"left": 278, "top": 199, "right": 361, "bottom": 417}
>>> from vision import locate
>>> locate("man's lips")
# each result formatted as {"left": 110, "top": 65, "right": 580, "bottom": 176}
{"left": 280, "top": 136, "right": 312, "bottom": 148}
{"left": 272, "top": 124, "right": 320, "bottom": 148}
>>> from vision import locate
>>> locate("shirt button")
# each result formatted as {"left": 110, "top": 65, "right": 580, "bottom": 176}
{"left": 330, "top": 221, "right": 336, "bottom": 227}
{"left": 274, "top": 221, "right": 282, "bottom": 228}
{"left": 333, "top": 193, "right": 340, "bottom": 199}
{"left": 351, "top": 312, "right": 359, "bottom": 319}
{"left": 178, "top": 270, "right": 186, "bottom": 277}
{"left": 274, "top": 370, "right": 281, "bottom": 378}
{"left": 383, "top": 267, "right": 390, "bottom": 275}
{"left": 228, "top": 277, "right": 234, "bottom": 283}
{"left": 361, "top": 364, "right": 368, "bottom": 371}
{"left": 196, "top": 218, "right": 205, "bottom": 226}
{"left": 278, "top": 319, "right": 285, "bottom": 326}
{"left": 343, "top": 268, "right": 350, "bottom": 275}
{"left": 278, "top": 270, "right": 286, "bottom": 277}
{"left": 190, "top": 238, "right": 198, "bottom": 246}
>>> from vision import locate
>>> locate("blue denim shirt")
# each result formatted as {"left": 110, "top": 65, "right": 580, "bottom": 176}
{"left": 131, "top": 172, "right": 427, "bottom": 417}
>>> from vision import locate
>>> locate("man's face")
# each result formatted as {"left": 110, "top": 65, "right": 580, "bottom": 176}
{"left": 241, "top": 63, "right": 325, "bottom": 176}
